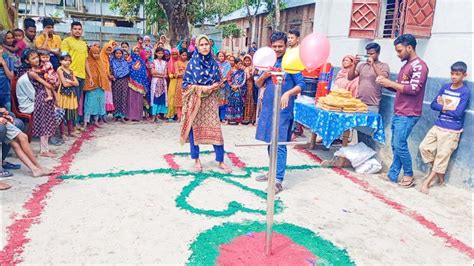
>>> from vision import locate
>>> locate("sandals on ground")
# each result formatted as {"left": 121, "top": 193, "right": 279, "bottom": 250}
{"left": 0, "top": 170, "right": 14, "bottom": 178}
{"left": 398, "top": 177, "right": 415, "bottom": 188}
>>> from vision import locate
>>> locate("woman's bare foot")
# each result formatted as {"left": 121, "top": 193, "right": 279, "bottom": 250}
{"left": 195, "top": 161, "right": 203, "bottom": 172}
{"left": 32, "top": 168, "right": 51, "bottom": 177}
{"left": 437, "top": 174, "right": 445, "bottom": 186}
{"left": 40, "top": 151, "right": 56, "bottom": 158}
{"left": 218, "top": 162, "right": 232, "bottom": 174}
{"left": 94, "top": 121, "right": 101, "bottom": 127}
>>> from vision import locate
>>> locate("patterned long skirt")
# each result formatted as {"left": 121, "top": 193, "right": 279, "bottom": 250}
{"left": 32, "top": 81, "right": 56, "bottom": 137}
{"left": 174, "top": 78, "right": 184, "bottom": 108}
{"left": 243, "top": 84, "right": 256, "bottom": 124}
{"left": 112, "top": 77, "right": 129, "bottom": 118}
{"left": 166, "top": 77, "right": 177, "bottom": 118}
{"left": 225, "top": 89, "right": 243, "bottom": 122}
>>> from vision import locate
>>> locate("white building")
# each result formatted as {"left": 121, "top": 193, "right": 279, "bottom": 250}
{"left": 313, "top": 0, "right": 473, "bottom": 189}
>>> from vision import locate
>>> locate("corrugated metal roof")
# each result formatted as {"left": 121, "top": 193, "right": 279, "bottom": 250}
{"left": 221, "top": 0, "right": 315, "bottom": 22}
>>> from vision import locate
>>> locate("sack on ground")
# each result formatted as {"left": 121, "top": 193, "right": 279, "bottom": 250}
{"left": 355, "top": 158, "right": 382, "bottom": 174}
{"left": 334, "top": 142, "right": 376, "bottom": 167}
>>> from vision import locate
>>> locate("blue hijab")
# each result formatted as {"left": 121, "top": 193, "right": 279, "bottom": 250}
{"left": 128, "top": 52, "right": 149, "bottom": 95}
{"left": 182, "top": 36, "right": 221, "bottom": 90}
{"left": 110, "top": 47, "right": 130, "bottom": 79}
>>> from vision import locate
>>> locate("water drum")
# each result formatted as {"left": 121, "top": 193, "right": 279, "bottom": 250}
{"left": 302, "top": 77, "right": 318, "bottom": 98}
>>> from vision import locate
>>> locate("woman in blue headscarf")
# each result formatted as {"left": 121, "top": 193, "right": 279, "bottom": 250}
{"left": 180, "top": 35, "right": 232, "bottom": 173}
{"left": 110, "top": 47, "right": 130, "bottom": 122}
{"left": 127, "top": 51, "right": 149, "bottom": 121}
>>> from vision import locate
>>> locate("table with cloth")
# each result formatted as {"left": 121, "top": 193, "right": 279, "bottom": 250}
{"left": 294, "top": 100, "right": 385, "bottom": 149}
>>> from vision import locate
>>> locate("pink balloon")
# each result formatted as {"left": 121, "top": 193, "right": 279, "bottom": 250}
{"left": 252, "top": 47, "right": 277, "bottom": 70}
{"left": 299, "top": 33, "right": 330, "bottom": 71}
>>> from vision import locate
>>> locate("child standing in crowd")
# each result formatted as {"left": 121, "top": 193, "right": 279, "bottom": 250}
{"left": 13, "top": 29, "right": 27, "bottom": 57}
{"left": 242, "top": 54, "right": 257, "bottom": 125}
{"left": 26, "top": 49, "right": 58, "bottom": 157}
{"left": 174, "top": 49, "right": 188, "bottom": 122}
{"left": 110, "top": 47, "right": 130, "bottom": 122}
{"left": 56, "top": 53, "right": 79, "bottom": 137}
{"left": 419, "top": 62, "right": 470, "bottom": 194}
{"left": 128, "top": 49, "right": 148, "bottom": 121}
{"left": 101, "top": 41, "right": 115, "bottom": 118}
{"left": 38, "top": 49, "right": 59, "bottom": 101}
{"left": 148, "top": 47, "right": 168, "bottom": 122}
{"left": 225, "top": 58, "right": 246, "bottom": 125}
{"left": 83, "top": 46, "right": 107, "bottom": 128}
{"left": 166, "top": 48, "right": 179, "bottom": 120}
{"left": 216, "top": 51, "right": 231, "bottom": 123}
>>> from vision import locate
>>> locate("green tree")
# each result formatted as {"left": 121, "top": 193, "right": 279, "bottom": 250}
{"left": 189, "top": 0, "right": 243, "bottom": 27}
{"left": 111, "top": 0, "right": 244, "bottom": 45}
{"left": 243, "top": 0, "right": 263, "bottom": 45}
{"left": 222, "top": 23, "right": 242, "bottom": 53}
{"left": 110, "top": 0, "right": 190, "bottom": 45}
{"left": 263, "top": 0, "right": 285, "bottom": 31}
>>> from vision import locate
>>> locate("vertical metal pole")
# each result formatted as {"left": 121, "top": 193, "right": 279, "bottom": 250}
{"left": 99, "top": 0, "right": 103, "bottom": 45}
{"left": 264, "top": 74, "right": 283, "bottom": 256}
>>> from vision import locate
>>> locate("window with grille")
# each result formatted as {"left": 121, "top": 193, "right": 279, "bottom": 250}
{"left": 349, "top": 0, "right": 436, "bottom": 39}
{"left": 382, "top": 0, "right": 404, "bottom": 38}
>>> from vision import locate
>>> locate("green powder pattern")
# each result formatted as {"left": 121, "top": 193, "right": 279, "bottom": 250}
{"left": 58, "top": 151, "right": 353, "bottom": 263}
{"left": 59, "top": 154, "right": 319, "bottom": 218}
{"left": 187, "top": 221, "right": 355, "bottom": 265}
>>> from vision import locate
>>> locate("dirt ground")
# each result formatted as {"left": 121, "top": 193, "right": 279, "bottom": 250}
{"left": 1, "top": 122, "right": 472, "bottom": 264}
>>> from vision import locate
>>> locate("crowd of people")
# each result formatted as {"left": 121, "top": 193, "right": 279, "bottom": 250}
{"left": 332, "top": 35, "right": 469, "bottom": 194}
{"left": 0, "top": 18, "right": 469, "bottom": 195}
{"left": 0, "top": 18, "right": 272, "bottom": 189}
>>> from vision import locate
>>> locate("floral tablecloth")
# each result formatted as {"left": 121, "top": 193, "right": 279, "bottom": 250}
{"left": 294, "top": 101, "right": 385, "bottom": 148}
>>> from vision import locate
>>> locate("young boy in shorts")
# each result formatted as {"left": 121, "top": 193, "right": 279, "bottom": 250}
{"left": 419, "top": 61, "right": 470, "bottom": 194}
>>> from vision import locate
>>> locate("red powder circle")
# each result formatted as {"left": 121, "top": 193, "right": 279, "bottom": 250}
{"left": 216, "top": 232, "right": 317, "bottom": 265}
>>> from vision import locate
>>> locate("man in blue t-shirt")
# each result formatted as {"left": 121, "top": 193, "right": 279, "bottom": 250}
{"left": 419, "top": 61, "right": 470, "bottom": 194}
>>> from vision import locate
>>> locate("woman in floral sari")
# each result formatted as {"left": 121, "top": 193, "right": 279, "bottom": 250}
{"left": 225, "top": 58, "right": 246, "bottom": 125}
{"left": 180, "top": 35, "right": 232, "bottom": 173}
{"left": 216, "top": 51, "right": 231, "bottom": 122}
{"left": 127, "top": 52, "right": 148, "bottom": 121}
{"left": 100, "top": 40, "right": 115, "bottom": 116}
{"left": 242, "top": 54, "right": 257, "bottom": 125}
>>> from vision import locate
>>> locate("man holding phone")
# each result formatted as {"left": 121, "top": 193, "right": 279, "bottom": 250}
{"left": 35, "top": 17, "right": 61, "bottom": 69}
{"left": 348, "top": 42, "right": 390, "bottom": 111}
{"left": 348, "top": 42, "right": 390, "bottom": 149}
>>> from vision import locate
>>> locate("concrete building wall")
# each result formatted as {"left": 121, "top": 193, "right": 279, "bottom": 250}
{"left": 314, "top": 0, "right": 473, "bottom": 189}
